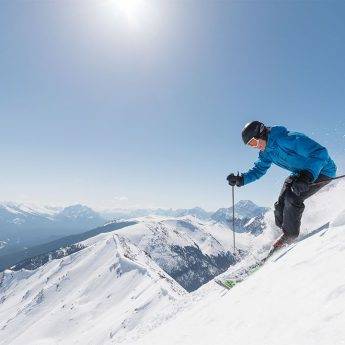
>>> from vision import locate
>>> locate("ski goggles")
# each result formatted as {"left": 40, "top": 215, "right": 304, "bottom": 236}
{"left": 247, "top": 137, "right": 259, "bottom": 148}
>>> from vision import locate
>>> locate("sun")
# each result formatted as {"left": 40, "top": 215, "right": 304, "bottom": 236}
{"left": 114, "top": 0, "right": 150, "bottom": 30}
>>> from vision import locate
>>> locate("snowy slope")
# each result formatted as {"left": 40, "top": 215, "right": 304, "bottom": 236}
{"left": 114, "top": 216, "right": 256, "bottom": 290}
{"left": 121, "top": 179, "right": 345, "bottom": 345}
{"left": 115, "top": 216, "right": 252, "bottom": 257}
{"left": 1, "top": 215, "right": 261, "bottom": 292}
{"left": 128, "top": 225, "right": 345, "bottom": 345}
{"left": 0, "top": 232, "right": 185, "bottom": 345}
{"left": 1, "top": 181, "right": 344, "bottom": 345}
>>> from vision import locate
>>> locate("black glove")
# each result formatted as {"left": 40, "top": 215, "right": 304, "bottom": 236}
{"left": 226, "top": 173, "right": 244, "bottom": 187}
{"left": 291, "top": 171, "right": 313, "bottom": 196}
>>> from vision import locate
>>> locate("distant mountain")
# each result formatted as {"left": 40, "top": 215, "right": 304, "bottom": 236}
{"left": 211, "top": 200, "right": 269, "bottom": 234}
{"left": 0, "top": 203, "right": 105, "bottom": 255}
{"left": 100, "top": 207, "right": 213, "bottom": 221}
{"left": 0, "top": 221, "right": 136, "bottom": 272}
{"left": 173, "top": 207, "right": 212, "bottom": 219}
{"left": 100, "top": 202, "right": 268, "bottom": 223}
{"left": 212, "top": 200, "right": 269, "bottom": 221}
{"left": 54, "top": 204, "right": 104, "bottom": 228}
{"left": 0, "top": 200, "right": 269, "bottom": 258}
{"left": 233, "top": 200, "right": 269, "bottom": 218}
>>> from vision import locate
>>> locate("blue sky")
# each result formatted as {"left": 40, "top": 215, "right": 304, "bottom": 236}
{"left": 0, "top": 0, "right": 345, "bottom": 210}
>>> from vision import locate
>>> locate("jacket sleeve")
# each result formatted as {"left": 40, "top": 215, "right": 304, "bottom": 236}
{"left": 242, "top": 151, "right": 272, "bottom": 185}
{"left": 293, "top": 135, "right": 330, "bottom": 181}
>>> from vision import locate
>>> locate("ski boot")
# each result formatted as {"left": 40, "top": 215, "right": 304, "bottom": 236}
{"left": 272, "top": 233, "right": 296, "bottom": 250}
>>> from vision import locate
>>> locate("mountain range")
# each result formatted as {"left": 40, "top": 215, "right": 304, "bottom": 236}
{"left": 0, "top": 200, "right": 268, "bottom": 257}
{"left": 0, "top": 203, "right": 104, "bottom": 255}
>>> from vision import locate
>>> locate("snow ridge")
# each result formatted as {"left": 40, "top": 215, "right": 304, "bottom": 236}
{"left": 0, "top": 232, "right": 185, "bottom": 345}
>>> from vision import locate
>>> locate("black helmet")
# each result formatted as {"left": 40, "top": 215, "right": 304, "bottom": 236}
{"left": 242, "top": 121, "right": 266, "bottom": 144}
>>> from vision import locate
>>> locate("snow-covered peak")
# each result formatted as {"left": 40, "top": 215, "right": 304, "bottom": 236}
{"left": 235, "top": 199, "right": 268, "bottom": 217}
{"left": 0, "top": 201, "right": 61, "bottom": 217}
{"left": 234, "top": 199, "right": 268, "bottom": 217}
{"left": 56, "top": 204, "right": 100, "bottom": 220}
{"left": 0, "top": 203, "right": 107, "bottom": 256}
{"left": 112, "top": 216, "right": 247, "bottom": 290}
{"left": 100, "top": 207, "right": 213, "bottom": 221}
{"left": 0, "top": 231, "right": 185, "bottom": 345}
{"left": 210, "top": 200, "right": 268, "bottom": 228}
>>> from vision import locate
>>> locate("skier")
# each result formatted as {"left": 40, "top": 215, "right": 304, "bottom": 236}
{"left": 227, "top": 121, "right": 337, "bottom": 248}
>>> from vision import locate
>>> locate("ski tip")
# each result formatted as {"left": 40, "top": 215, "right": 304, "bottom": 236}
{"left": 215, "top": 279, "right": 237, "bottom": 290}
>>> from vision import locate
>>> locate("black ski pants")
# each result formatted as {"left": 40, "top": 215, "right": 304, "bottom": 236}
{"left": 274, "top": 174, "right": 331, "bottom": 237}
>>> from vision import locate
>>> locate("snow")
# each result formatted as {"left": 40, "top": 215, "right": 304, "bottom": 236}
{"left": 127, "top": 225, "right": 345, "bottom": 345}
{"left": 331, "top": 209, "right": 345, "bottom": 227}
{"left": 1, "top": 180, "right": 345, "bottom": 345}
{"left": 115, "top": 215, "right": 253, "bottom": 257}
{"left": 0, "top": 232, "right": 185, "bottom": 345}
{"left": 244, "top": 216, "right": 255, "bottom": 226}
{"left": 0, "top": 202, "right": 61, "bottom": 217}
{"left": 123, "top": 179, "right": 345, "bottom": 345}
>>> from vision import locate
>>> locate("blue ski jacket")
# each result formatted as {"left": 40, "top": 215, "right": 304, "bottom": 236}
{"left": 243, "top": 126, "right": 337, "bottom": 185}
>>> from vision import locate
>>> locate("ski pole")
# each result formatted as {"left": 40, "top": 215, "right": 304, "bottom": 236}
{"left": 232, "top": 185, "right": 236, "bottom": 253}
{"left": 311, "top": 174, "right": 345, "bottom": 187}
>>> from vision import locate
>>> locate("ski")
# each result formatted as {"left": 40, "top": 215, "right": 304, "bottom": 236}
{"left": 215, "top": 242, "right": 288, "bottom": 290}
{"left": 215, "top": 279, "right": 237, "bottom": 290}
{"left": 215, "top": 257, "right": 269, "bottom": 290}
{"left": 215, "top": 223, "right": 330, "bottom": 291}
